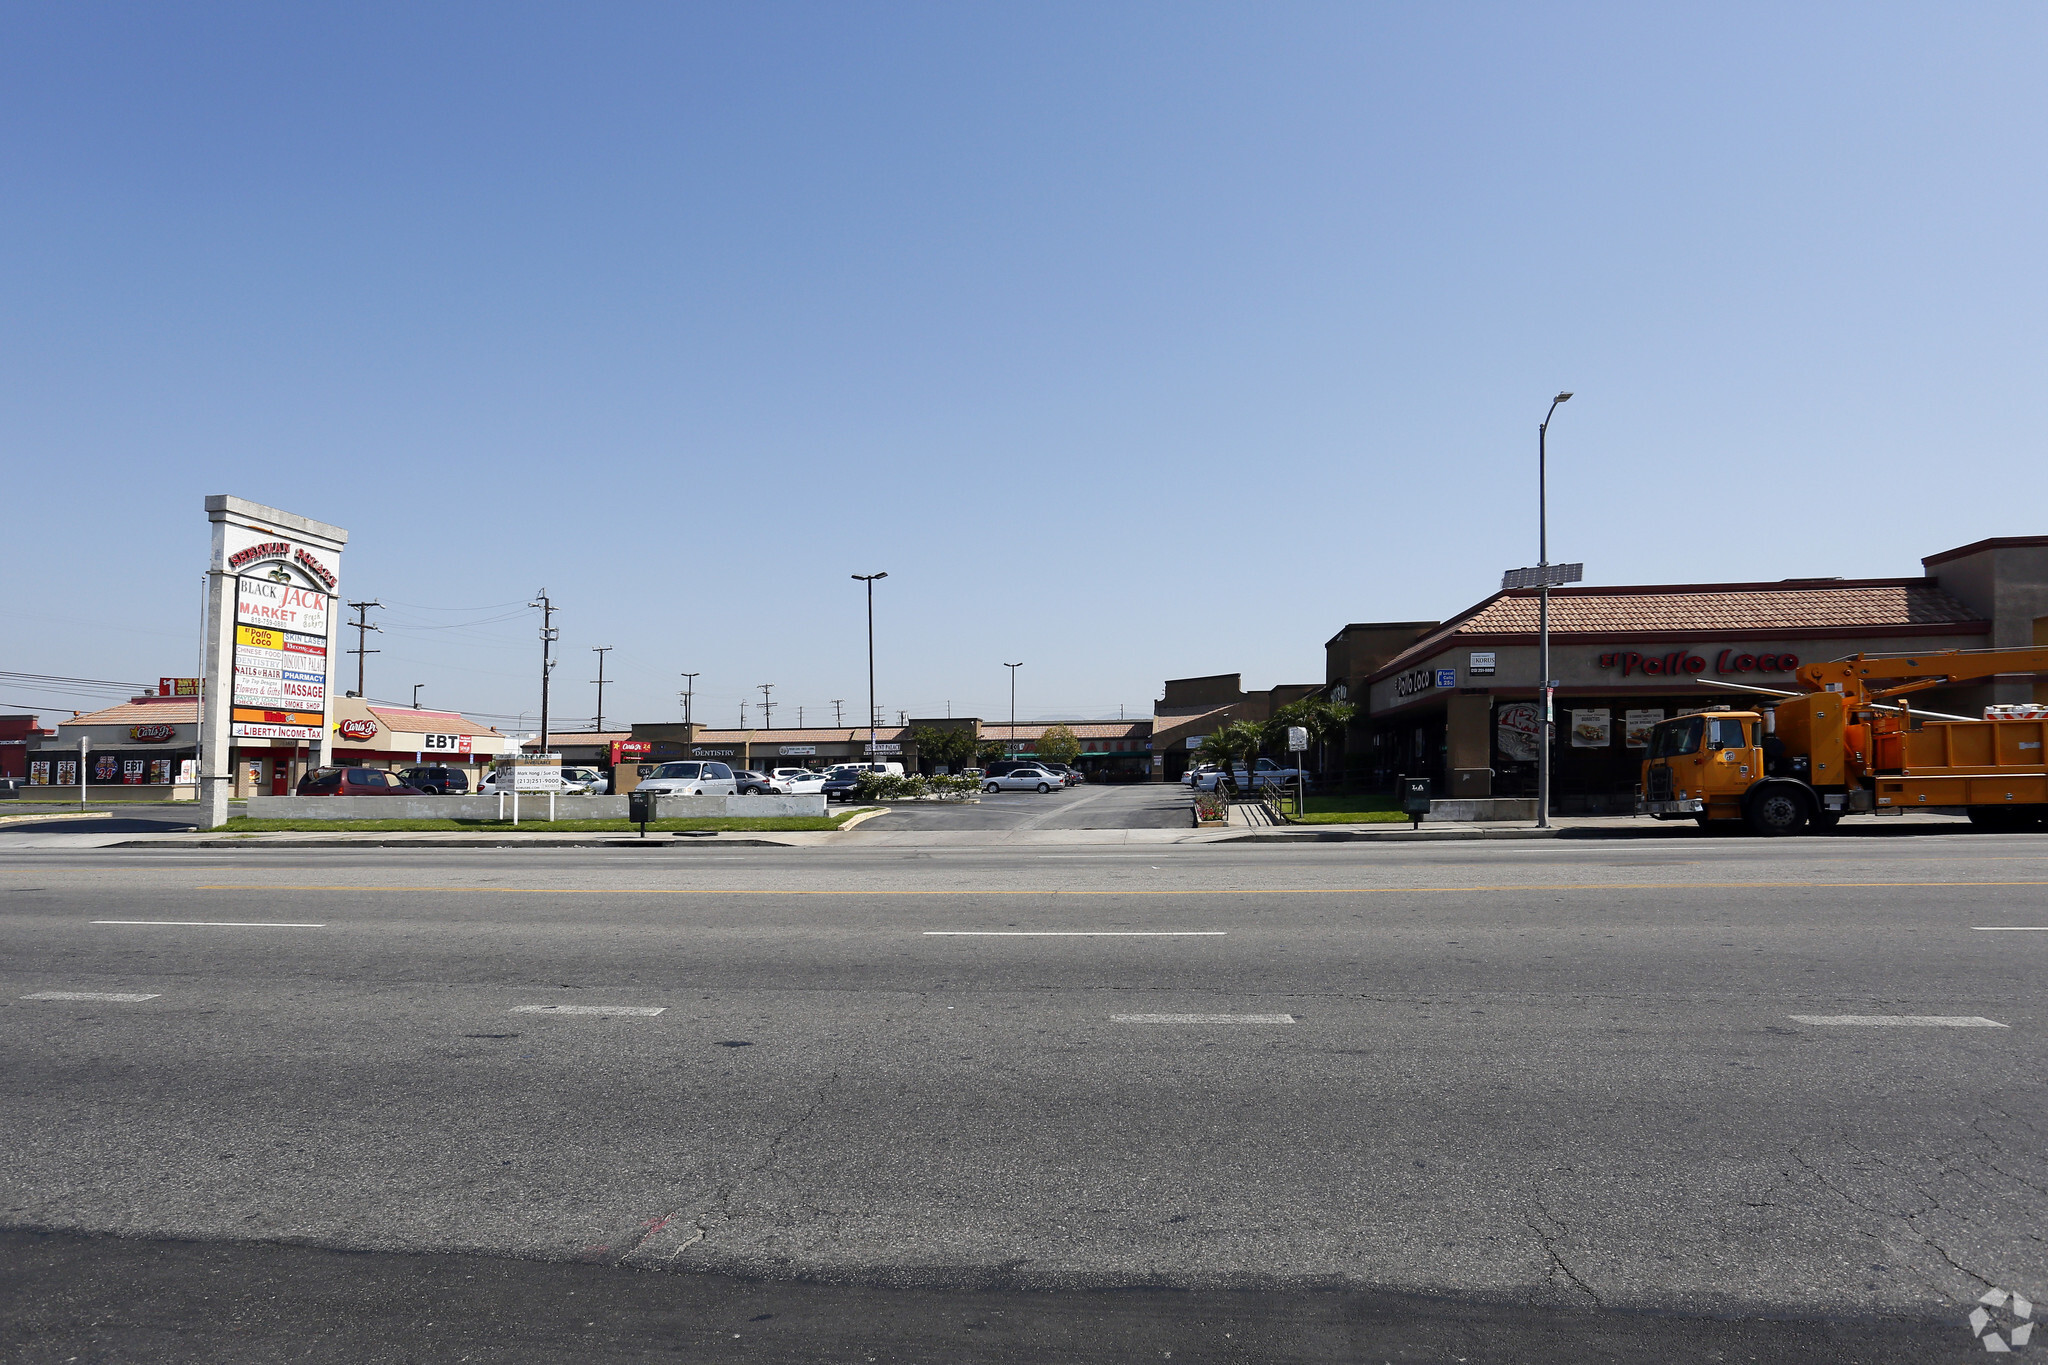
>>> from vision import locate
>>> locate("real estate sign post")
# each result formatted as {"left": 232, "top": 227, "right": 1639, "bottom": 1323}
{"left": 199, "top": 497, "right": 348, "bottom": 829}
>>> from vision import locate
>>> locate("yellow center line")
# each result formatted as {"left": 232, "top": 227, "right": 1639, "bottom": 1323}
{"left": 188, "top": 880, "right": 2048, "bottom": 895}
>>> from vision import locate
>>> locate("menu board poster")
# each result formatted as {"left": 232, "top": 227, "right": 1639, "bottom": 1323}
{"left": 1624, "top": 709, "right": 1665, "bottom": 749}
{"left": 29, "top": 760, "right": 50, "bottom": 785}
{"left": 1495, "top": 702, "right": 1541, "bottom": 762}
{"left": 55, "top": 760, "right": 78, "bottom": 785}
{"left": 149, "top": 758, "right": 174, "bottom": 784}
{"left": 1570, "top": 708, "right": 1613, "bottom": 748}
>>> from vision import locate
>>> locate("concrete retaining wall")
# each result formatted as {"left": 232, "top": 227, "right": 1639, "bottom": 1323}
{"left": 244, "top": 793, "right": 826, "bottom": 821}
{"left": 1425, "top": 797, "right": 1539, "bottom": 822}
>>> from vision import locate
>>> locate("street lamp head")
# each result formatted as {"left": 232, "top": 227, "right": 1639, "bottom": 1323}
{"left": 1554, "top": 391, "right": 1573, "bottom": 403}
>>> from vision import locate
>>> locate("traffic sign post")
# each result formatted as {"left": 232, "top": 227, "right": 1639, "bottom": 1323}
{"left": 1504, "top": 562, "right": 1587, "bottom": 829}
{"left": 1287, "top": 725, "right": 1308, "bottom": 818}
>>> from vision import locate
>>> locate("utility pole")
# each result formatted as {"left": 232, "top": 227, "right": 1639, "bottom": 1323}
{"left": 758, "top": 684, "right": 775, "bottom": 730}
{"left": 529, "top": 590, "right": 557, "bottom": 756}
{"left": 739, "top": 699, "right": 747, "bottom": 728}
{"left": 1005, "top": 662, "right": 1023, "bottom": 752}
{"left": 852, "top": 573, "right": 887, "bottom": 765}
{"left": 345, "top": 600, "right": 382, "bottom": 697}
{"left": 897, "top": 709, "right": 907, "bottom": 726}
{"left": 679, "top": 673, "right": 698, "bottom": 726}
{"left": 591, "top": 646, "right": 613, "bottom": 733}
{"left": 831, "top": 699, "right": 844, "bottom": 726}
{"left": 797, "top": 706, "right": 804, "bottom": 727}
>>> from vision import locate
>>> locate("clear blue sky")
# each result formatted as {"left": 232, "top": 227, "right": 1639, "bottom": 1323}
{"left": 4, "top": 4, "right": 2044, "bottom": 733}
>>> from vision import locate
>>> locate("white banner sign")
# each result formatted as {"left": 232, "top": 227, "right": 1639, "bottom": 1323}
{"left": 779, "top": 745, "right": 816, "bottom": 756}
{"left": 417, "top": 733, "right": 473, "bottom": 755}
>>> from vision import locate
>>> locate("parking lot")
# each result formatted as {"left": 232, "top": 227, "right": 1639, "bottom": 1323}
{"left": 862, "top": 780, "right": 1192, "bottom": 831}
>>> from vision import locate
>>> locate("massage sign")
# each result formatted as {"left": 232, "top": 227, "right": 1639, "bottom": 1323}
{"left": 1597, "top": 647, "right": 1801, "bottom": 679}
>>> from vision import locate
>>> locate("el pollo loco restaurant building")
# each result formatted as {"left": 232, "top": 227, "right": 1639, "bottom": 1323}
{"left": 1359, "top": 536, "right": 2048, "bottom": 813}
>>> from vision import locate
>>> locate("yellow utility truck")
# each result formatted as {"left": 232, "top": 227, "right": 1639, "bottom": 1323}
{"left": 1639, "top": 647, "right": 2048, "bottom": 835}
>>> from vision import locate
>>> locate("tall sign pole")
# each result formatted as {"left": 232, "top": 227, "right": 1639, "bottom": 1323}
{"left": 200, "top": 497, "right": 348, "bottom": 830}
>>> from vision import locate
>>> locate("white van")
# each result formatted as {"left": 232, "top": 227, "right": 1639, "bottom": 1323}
{"left": 635, "top": 761, "right": 739, "bottom": 797}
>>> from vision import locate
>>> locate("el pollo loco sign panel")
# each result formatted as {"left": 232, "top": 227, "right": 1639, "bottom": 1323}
{"left": 231, "top": 576, "right": 331, "bottom": 740}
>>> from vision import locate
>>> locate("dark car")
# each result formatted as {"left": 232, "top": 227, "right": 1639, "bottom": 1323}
{"left": 397, "top": 766, "right": 469, "bottom": 795}
{"left": 296, "top": 766, "right": 427, "bottom": 796}
{"left": 820, "top": 765, "right": 871, "bottom": 803}
{"left": 733, "top": 769, "right": 775, "bottom": 795}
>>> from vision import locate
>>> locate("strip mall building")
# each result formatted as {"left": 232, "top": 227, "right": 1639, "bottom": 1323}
{"left": 1326, "top": 536, "right": 2048, "bottom": 813}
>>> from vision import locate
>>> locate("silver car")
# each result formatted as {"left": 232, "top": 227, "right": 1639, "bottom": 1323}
{"left": 983, "top": 766, "right": 1061, "bottom": 793}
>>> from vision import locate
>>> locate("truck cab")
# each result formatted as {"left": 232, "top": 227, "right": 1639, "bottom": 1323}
{"left": 1640, "top": 709, "right": 1816, "bottom": 833}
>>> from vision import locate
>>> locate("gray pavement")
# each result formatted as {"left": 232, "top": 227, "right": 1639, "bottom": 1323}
{"left": 848, "top": 781, "right": 1191, "bottom": 830}
{"left": 3, "top": 832, "right": 2046, "bottom": 1360}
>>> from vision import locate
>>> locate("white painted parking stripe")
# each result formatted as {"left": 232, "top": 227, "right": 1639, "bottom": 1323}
{"left": 92, "top": 920, "right": 327, "bottom": 928}
{"left": 1974, "top": 927, "right": 2048, "bottom": 931}
{"left": 923, "top": 931, "right": 1225, "bottom": 937}
{"left": 510, "top": 1005, "right": 666, "bottom": 1016}
{"left": 1789, "top": 1014, "right": 2008, "bottom": 1028}
{"left": 21, "top": 991, "right": 159, "bottom": 1002}
{"left": 1112, "top": 1013, "right": 1295, "bottom": 1024}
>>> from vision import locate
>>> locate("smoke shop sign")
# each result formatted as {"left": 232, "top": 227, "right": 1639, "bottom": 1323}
{"left": 1598, "top": 648, "right": 1802, "bottom": 679}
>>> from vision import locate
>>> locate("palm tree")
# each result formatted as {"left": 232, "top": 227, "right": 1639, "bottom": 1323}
{"left": 1218, "top": 718, "right": 1267, "bottom": 792}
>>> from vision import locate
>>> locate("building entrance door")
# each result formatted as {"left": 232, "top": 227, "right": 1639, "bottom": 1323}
{"left": 270, "top": 757, "right": 290, "bottom": 796}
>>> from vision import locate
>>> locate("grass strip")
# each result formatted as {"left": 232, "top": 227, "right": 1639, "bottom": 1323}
{"left": 1284, "top": 794, "right": 1412, "bottom": 825}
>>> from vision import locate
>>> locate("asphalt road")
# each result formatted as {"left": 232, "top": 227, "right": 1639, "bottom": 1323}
{"left": 864, "top": 780, "right": 1191, "bottom": 829}
{"left": 4, "top": 832, "right": 2045, "bottom": 1361}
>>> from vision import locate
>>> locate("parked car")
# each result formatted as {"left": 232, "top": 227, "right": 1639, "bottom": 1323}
{"left": 733, "top": 770, "right": 777, "bottom": 795}
{"left": 297, "top": 766, "right": 426, "bottom": 796}
{"left": 396, "top": 766, "right": 469, "bottom": 795}
{"left": 984, "top": 759, "right": 1048, "bottom": 778}
{"left": 1182, "top": 764, "right": 1220, "bottom": 788}
{"left": 983, "top": 766, "right": 1061, "bottom": 793}
{"left": 1193, "top": 759, "right": 1311, "bottom": 792}
{"left": 775, "top": 770, "right": 830, "bottom": 795}
{"left": 559, "top": 767, "right": 609, "bottom": 795}
{"left": 634, "top": 761, "right": 739, "bottom": 797}
{"left": 769, "top": 767, "right": 814, "bottom": 784}
{"left": 1039, "top": 763, "right": 1083, "bottom": 786}
{"left": 820, "top": 763, "right": 899, "bottom": 802}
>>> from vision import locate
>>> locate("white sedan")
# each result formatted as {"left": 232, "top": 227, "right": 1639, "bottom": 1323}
{"left": 983, "top": 767, "right": 1061, "bottom": 793}
{"left": 773, "top": 771, "right": 829, "bottom": 794}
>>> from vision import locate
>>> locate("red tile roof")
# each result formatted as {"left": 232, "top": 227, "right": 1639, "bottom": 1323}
{"left": 368, "top": 706, "right": 503, "bottom": 738}
{"left": 1371, "top": 579, "right": 1987, "bottom": 681}
{"left": 56, "top": 699, "right": 199, "bottom": 727}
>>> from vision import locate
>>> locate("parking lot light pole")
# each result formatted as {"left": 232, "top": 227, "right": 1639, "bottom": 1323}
{"left": 1005, "top": 662, "right": 1022, "bottom": 752}
{"left": 853, "top": 574, "right": 887, "bottom": 765}
{"left": 1537, "top": 392, "right": 1571, "bottom": 830}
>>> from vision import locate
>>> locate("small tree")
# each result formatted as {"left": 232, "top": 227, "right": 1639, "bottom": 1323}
{"left": 909, "top": 725, "right": 977, "bottom": 773}
{"left": 974, "top": 737, "right": 1010, "bottom": 768}
{"left": 1035, "top": 724, "right": 1083, "bottom": 767}
{"left": 1219, "top": 718, "right": 1267, "bottom": 790}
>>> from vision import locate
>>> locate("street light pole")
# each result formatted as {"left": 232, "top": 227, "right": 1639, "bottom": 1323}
{"left": 1537, "top": 391, "right": 1572, "bottom": 830}
{"left": 679, "top": 673, "right": 697, "bottom": 727}
{"left": 852, "top": 574, "right": 887, "bottom": 765}
{"left": 1004, "top": 662, "right": 1023, "bottom": 752}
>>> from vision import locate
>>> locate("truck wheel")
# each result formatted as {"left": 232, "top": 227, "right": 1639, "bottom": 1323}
{"left": 1745, "top": 788, "right": 1809, "bottom": 837}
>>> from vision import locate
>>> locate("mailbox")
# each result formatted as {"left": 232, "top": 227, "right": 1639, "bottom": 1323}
{"left": 1401, "top": 776, "right": 1432, "bottom": 828}
{"left": 629, "top": 788, "right": 654, "bottom": 835}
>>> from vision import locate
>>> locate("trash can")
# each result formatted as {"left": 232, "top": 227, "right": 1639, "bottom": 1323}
{"left": 1401, "top": 776, "right": 1432, "bottom": 829}
{"left": 628, "top": 788, "right": 654, "bottom": 836}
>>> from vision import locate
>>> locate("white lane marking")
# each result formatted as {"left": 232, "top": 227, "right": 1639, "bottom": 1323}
{"left": 510, "top": 1005, "right": 665, "bottom": 1017}
{"left": 92, "top": 920, "right": 327, "bottom": 928}
{"left": 1974, "top": 927, "right": 2048, "bottom": 931}
{"left": 1112, "top": 1013, "right": 1296, "bottom": 1024}
{"left": 1789, "top": 1014, "right": 2009, "bottom": 1028}
{"left": 21, "top": 991, "right": 160, "bottom": 1002}
{"left": 923, "top": 931, "right": 1225, "bottom": 937}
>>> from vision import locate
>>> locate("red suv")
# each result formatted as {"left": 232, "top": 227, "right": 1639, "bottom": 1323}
{"left": 295, "top": 767, "right": 426, "bottom": 796}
